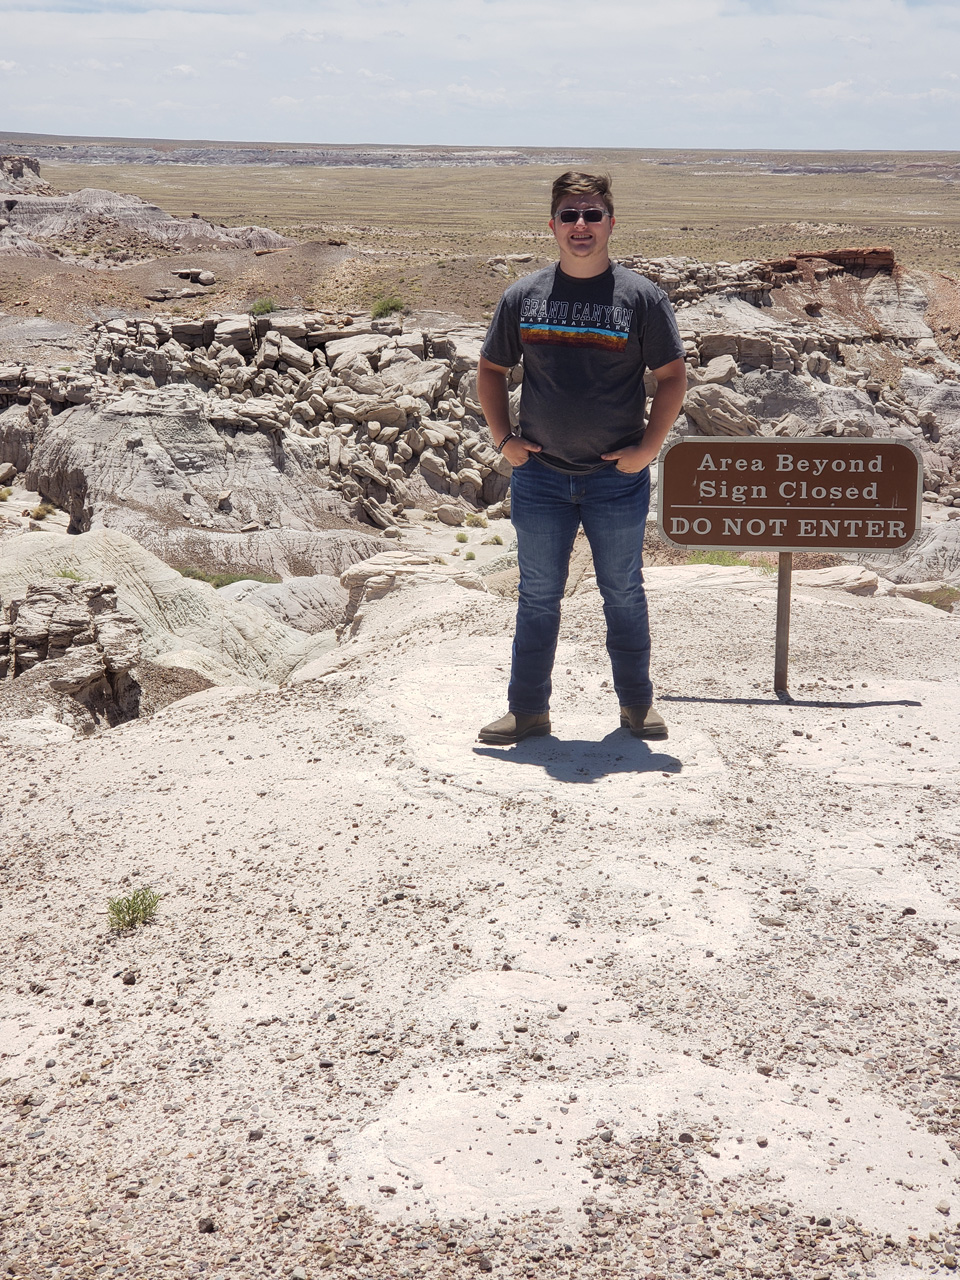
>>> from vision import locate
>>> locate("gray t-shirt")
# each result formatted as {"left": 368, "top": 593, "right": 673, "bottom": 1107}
{"left": 481, "top": 262, "right": 685, "bottom": 473}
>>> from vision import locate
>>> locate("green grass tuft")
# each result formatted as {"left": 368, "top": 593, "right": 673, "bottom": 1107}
{"left": 464, "top": 513, "right": 488, "bottom": 528}
{"left": 250, "top": 297, "right": 276, "bottom": 316}
{"left": 371, "top": 293, "right": 404, "bottom": 320}
{"left": 29, "top": 503, "right": 56, "bottom": 521}
{"left": 464, "top": 551, "right": 476, "bottom": 560}
{"left": 108, "top": 886, "right": 161, "bottom": 931}
{"left": 916, "top": 585, "right": 960, "bottom": 613}
{"left": 455, "top": 531, "right": 468, "bottom": 543}
{"left": 55, "top": 568, "right": 83, "bottom": 581}
{"left": 685, "top": 548, "right": 759, "bottom": 569}
{"left": 0, "top": 487, "right": 11, "bottom": 502}
{"left": 179, "top": 567, "right": 281, "bottom": 590}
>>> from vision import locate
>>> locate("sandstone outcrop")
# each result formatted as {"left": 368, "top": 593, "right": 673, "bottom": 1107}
{"left": 0, "top": 155, "right": 52, "bottom": 194}
{"left": 0, "top": 186, "right": 293, "bottom": 257}
{"left": 0, "top": 529, "right": 342, "bottom": 685}
{"left": 0, "top": 577, "right": 141, "bottom": 737}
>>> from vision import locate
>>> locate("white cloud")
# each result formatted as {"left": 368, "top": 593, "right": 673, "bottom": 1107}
{"left": 0, "top": 0, "right": 957, "bottom": 146}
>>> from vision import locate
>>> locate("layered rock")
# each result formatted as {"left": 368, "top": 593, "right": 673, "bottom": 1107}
{"left": 0, "top": 578, "right": 142, "bottom": 734}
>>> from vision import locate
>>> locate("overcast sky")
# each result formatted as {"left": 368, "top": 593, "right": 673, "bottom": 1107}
{"left": 1, "top": 0, "right": 958, "bottom": 150}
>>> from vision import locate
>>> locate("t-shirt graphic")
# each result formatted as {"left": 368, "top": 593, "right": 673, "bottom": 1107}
{"left": 519, "top": 299, "right": 634, "bottom": 353}
{"left": 482, "top": 263, "right": 684, "bottom": 473}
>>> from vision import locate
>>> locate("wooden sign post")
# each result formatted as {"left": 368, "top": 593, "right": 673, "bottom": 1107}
{"left": 658, "top": 437, "right": 922, "bottom": 699}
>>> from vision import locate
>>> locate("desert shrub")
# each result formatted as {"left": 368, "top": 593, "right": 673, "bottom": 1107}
{"left": 464, "top": 551, "right": 476, "bottom": 560}
{"left": 0, "top": 487, "right": 10, "bottom": 502}
{"left": 487, "top": 534, "right": 504, "bottom": 545}
{"left": 108, "top": 886, "right": 161, "bottom": 931}
{"left": 250, "top": 297, "right": 276, "bottom": 316}
{"left": 371, "top": 293, "right": 404, "bottom": 319}
{"left": 917, "top": 585, "right": 960, "bottom": 613}
{"left": 685, "top": 549, "right": 757, "bottom": 569}
{"left": 455, "top": 532, "right": 468, "bottom": 543}
{"left": 55, "top": 568, "right": 83, "bottom": 581}
{"left": 179, "top": 567, "right": 281, "bottom": 590}
{"left": 29, "top": 503, "right": 55, "bottom": 521}
{"left": 465, "top": 513, "right": 488, "bottom": 528}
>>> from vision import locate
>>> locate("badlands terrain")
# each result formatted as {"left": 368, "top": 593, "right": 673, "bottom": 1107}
{"left": 1, "top": 144, "right": 960, "bottom": 1280}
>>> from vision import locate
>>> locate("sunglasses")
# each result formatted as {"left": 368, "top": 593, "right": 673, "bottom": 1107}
{"left": 556, "top": 207, "right": 610, "bottom": 224}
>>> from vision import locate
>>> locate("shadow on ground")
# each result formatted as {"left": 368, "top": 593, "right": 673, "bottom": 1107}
{"left": 473, "top": 730, "right": 682, "bottom": 783}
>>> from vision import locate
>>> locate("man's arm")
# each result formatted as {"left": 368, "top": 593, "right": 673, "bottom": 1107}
{"left": 477, "top": 355, "right": 541, "bottom": 469}
{"left": 600, "top": 357, "right": 687, "bottom": 473}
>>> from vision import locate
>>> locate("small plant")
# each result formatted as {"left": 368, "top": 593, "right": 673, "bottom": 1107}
{"left": 56, "top": 568, "right": 83, "bottom": 581}
{"left": 464, "top": 550, "right": 476, "bottom": 560}
{"left": 465, "top": 513, "right": 488, "bottom": 528}
{"left": 455, "top": 531, "right": 468, "bottom": 543}
{"left": 371, "top": 293, "right": 404, "bottom": 320}
{"left": 488, "top": 534, "right": 504, "bottom": 546}
{"left": 179, "top": 567, "right": 281, "bottom": 589}
{"left": 685, "top": 549, "right": 753, "bottom": 569}
{"left": 108, "top": 886, "right": 161, "bottom": 931}
{"left": 917, "top": 585, "right": 960, "bottom": 613}
{"left": 0, "top": 487, "right": 11, "bottom": 502}
{"left": 29, "top": 503, "right": 55, "bottom": 521}
{"left": 250, "top": 297, "right": 276, "bottom": 316}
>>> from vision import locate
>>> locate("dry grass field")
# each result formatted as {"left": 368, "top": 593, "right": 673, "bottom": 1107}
{"left": 42, "top": 147, "right": 960, "bottom": 274}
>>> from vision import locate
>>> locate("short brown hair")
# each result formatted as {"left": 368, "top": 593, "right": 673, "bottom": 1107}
{"left": 551, "top": 171, "right": 614, "bottom": 218}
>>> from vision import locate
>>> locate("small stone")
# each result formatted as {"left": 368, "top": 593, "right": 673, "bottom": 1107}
{"left": 756, "top": 1136, "right": 769, "bottom": 1147}
{"left": 943, "top": 1254, "right": 956, "bottom": 1269}
{"left": 816, "top": 1217, "right": 831, "bottom": 1227}
{"left": 679, "top": 1132, "right": 694, "bottom": 1144}
{"left": 557, "top": 1003, "right": 567, "bottom": 1012}
{"left": 756, "top": 1064, "right": 774, "bottom": 1076}
{"left": 378, "top": 1185, "right": 397, "bottom": 1195}
{"left": 122, "top": 971, "right": 136, "bottom": 986}
{"left": 219, "top": 1174, "right": 232, "bottom": 1186}
{"left": 599, "top": 1130, "right": 613, "bottom": 1143}
{"left": 198, "top": 1217, "right": 216, "bottom": 1233}
{"left": 248, "top": 1128, "right": 264, "bottom": 1142}
{"left": 514, "top": 1024, "right": 528, "bottom": 1033}
{"left": 299, "top": 963, "right": 313, "bottom": 974}
{"left": 318, "top": 1059, "right": 334, "bottom": 1068}
{"left": 45, "top": 1059, "right": 56, "bottom": 1069}
{"left": 477, "top": 1256, "right": 494, "bottom": 1272}
{"left": 937, "top": 1200, "right": 951, "bottom": 1215}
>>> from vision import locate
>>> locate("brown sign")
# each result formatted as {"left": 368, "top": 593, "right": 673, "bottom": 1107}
{"left": 658, "top": 437, "right": 922, "bottom": 552}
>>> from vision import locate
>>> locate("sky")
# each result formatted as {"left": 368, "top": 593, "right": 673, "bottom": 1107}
{"left": 1, "top": 0, "right": 959, "bottom": 150}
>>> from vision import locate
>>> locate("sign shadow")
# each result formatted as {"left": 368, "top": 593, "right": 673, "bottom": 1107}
{"left": 661, "top": 694, "right": 922, "bottom": 710}
{"left": 473, "top": 731, "right": 683, "bottom": 785}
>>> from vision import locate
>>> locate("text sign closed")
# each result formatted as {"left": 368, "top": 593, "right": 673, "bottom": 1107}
{"left": 658, "top": 437, "right": 921, "bottom": 552}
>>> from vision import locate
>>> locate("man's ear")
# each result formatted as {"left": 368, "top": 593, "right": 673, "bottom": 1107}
{"left": 548, "top": 218, "right": 555, "bottom": 232}
{"left": 610, "top": 216, "right": 616, "bottom": 228}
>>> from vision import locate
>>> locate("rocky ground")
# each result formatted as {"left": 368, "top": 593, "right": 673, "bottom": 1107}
{"left": 2, "top": 560, "right": 960, "bottom": 1280}
{"left": 3, "top": 154, "right": 960, "bottom": 1280}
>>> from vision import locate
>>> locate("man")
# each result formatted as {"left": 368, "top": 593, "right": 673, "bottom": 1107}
{"left": 476, "top": 170, "right": 687, "bottom": 746}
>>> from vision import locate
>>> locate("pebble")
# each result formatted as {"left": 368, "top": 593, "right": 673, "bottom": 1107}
{"left": 197, "top": 1217, "right": 216, "bottom": 1234}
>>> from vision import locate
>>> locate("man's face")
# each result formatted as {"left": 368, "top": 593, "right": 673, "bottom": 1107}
{"left": 549, "top": 195, "right": 615, "bottom": 270}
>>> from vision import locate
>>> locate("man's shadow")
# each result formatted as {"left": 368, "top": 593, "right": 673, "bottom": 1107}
{"left": 474, "top": 730, "right": 682, "bottom": 785}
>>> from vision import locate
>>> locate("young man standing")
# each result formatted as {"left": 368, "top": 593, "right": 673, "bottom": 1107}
{"left": 476, "top": 171, "right": 687, "bottom": 745}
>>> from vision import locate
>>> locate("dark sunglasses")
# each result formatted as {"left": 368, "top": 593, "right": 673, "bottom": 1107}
{"left": 555, "top": 207, "right": 609, "bottom": 225}
{"left": 556, "top": 207, "right": 609, "bottom": 224}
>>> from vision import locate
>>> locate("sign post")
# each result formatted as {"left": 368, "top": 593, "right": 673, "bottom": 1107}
{"left": 657, "top": 437, "right": 922, "bottom": 699}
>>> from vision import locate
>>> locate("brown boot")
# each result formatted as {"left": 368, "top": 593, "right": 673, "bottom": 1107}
{"left": 619, "top": 705, "right": 668, "bottom": 740}
{"left": 478, "top": 711, "right": 551, "bottom": 745}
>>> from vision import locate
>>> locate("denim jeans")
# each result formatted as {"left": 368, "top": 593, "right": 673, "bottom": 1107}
{"left": 508, "top": 458, "right": 653, "bottom": 715}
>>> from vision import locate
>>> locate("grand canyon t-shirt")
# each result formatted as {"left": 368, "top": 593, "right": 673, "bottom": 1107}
{"left": 481, "top": 262, "right": 684, "bottom": 473}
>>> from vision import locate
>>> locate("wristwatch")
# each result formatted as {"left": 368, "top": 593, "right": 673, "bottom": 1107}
{"left": 495, "top": 432, "right": 517, "bottom": 454}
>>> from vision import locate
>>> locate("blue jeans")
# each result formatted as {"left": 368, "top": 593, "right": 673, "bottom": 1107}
{"left": 508, "top": 458, "right": 653, "bottom": 715}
